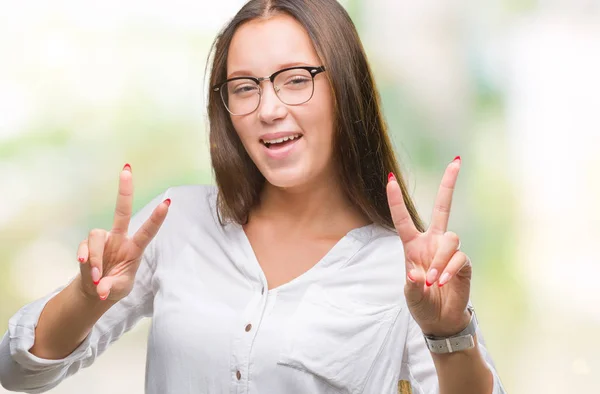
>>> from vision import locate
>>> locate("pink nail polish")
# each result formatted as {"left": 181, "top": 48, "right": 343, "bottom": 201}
{"left": 453, "top": 156, "right": 461, "bottom": 162}
{"left": 425, "top": 268, "right": 438, "bottom": 287}
{"left": 438, "top": 272, "right": 451, "bottom": 287}
{"left": 123, "top": 163, "right": 131, "bottom": 172}
{"left": 91, "top": 267, "right": 101, "bottom": 285}
{"left": 78, "top": 256, "right": 85, "bottom": 263}
{"left": 99, "top": 290, "right": 110, "bottom": 301}
{"left": 388, "top": 172, "right": 396, "bottom": 183}
{"left": 164, "top": 198, "right": 171, "bottom": 207}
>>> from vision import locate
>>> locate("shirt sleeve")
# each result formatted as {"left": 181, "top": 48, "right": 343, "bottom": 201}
{"left": 399, "top": 310, "right": 507, "bottom": 394}
{"left": 0, "top": 189, "right": 169, "bottom": 393}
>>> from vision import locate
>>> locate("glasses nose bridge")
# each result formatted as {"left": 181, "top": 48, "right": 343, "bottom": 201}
{"left": 255, "top": 75, "right": 280, "bottom": 95}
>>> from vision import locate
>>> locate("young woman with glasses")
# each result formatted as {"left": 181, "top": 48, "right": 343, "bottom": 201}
{"left": 0, "top": 1, "right": 505, "bottom": 393}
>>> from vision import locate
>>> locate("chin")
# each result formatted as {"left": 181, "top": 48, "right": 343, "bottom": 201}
{"left": 260, "top": 165, "right": 312, "bottom": 190}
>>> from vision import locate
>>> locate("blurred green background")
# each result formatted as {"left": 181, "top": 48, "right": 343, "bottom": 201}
{"left": 1, "top": 0, "right": 599, "bottom": 393}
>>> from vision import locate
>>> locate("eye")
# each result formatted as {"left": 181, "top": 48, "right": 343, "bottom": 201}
{"left": 230, "top": 82, "right": 259, "bottom": 96}
{"left": 284, "top": 76, "right": 310, "bottom": 88}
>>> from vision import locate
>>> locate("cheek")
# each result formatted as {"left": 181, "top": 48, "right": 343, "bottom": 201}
{"left": 231, "top": 118, "right": 253, "bottom": 145}
{"left": 306, "top": 88, "right": 335, "bottom": 143}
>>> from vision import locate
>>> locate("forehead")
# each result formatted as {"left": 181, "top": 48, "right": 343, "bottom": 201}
{"left": 227, "top": 13, "right": 321, "bottom": 77}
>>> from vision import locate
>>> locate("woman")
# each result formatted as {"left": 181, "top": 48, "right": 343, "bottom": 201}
{"left": 0, "top": 0, "right": 505, "bottom": 393}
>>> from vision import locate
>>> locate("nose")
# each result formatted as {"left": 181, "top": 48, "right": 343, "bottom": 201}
{"left": 257, "top": 81, "right": 287, "bottom": 123}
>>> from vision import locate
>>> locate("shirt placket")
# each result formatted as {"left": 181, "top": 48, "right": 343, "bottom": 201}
{"left": 230, "top": 283, "right": 270, "bottom": 394}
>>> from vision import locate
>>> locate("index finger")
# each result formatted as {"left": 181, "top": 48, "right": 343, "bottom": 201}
{"left": 112, "top": 163, "right": 133, "bottom": 235}
{"left": 429, "top": 157, "right": 461, "bottom": 234}
{"left": 387, "top": 172, "right": 420, "bottom": 245}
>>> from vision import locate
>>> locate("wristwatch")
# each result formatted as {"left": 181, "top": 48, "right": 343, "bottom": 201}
{"left": 423, "top": 305, "right": 477, "bottom": 354}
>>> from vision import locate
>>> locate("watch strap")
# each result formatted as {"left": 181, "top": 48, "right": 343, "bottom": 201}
{"left": 423, "top": 305, "right": 477, "bottom": 354}
{"left": 425, "top": 333, "right": 476, "bottom": 354}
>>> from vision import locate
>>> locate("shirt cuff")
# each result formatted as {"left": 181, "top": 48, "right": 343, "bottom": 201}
{"left": 8, "top": 288, "right": 93, "bottom": 371}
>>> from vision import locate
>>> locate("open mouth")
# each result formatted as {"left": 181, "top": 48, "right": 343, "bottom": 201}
{"left": 260, "top": 134, "right": 303, "bottom": 149}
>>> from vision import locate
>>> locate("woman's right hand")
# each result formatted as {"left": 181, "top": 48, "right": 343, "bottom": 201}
{"left": 75, "top": 164, "right": 170, "bottom": 302}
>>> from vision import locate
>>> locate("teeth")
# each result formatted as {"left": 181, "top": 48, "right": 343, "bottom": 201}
{"left": 262, "top": 134, "right": 301, "bottom": 145}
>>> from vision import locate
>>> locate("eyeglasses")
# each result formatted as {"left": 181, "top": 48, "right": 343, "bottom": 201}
{"left": 212, "top": 65, "right": 326, "bottom": 116}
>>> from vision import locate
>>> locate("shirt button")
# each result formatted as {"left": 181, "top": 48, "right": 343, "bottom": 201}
{"left": 236, "top": 370, "right": 241, "bottom": 380}
{"left": 245, "top": 323, "right": 252, "bottom": 332}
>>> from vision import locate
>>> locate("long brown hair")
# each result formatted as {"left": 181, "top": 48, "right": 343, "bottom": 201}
{"left": 207, "top": 0, "right": 424, "bottom": 232}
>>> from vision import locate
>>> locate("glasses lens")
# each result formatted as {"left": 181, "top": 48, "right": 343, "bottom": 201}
{"left": 273, "top": 68, "right": 314, "bottom": 105}
{"left": 221, "top": 78, "right": 260, "bottom": 115}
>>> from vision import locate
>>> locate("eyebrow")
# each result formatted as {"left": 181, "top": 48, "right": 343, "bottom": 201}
{"left": 226, "top": 61, "right": 316, "bottom": 79}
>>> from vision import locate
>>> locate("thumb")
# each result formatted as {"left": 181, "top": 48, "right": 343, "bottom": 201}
{"left": 405, "top": 262, "right": 425, "bottom": 304}
{"left": 96, "top": 276, "right": 114, "bottom": 300}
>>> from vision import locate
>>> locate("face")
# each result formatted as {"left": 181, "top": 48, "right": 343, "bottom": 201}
{"left": 226, "top": 14, "right": 335, "bottom": 189}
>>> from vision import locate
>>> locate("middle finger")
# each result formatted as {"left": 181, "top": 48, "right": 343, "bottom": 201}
{"left": 429, "top": 157, "right": 461, "bottom": 234}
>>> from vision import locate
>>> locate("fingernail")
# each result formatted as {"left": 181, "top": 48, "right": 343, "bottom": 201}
{"left": 425, "top": 268, "right": 438, "bottom": 287}
{"left": 453, "top": 156, "right": 461, "bottom": 162}
{"left": 388, "top": 172, "right": 396, "bottom": 183}
{"left": 99, "top": 292, "right": 109, "bottom": 301}
{"left": 123, "top": 163, "right": 131, "bottom": 172}
{"left": 77, "top": 256, "right": 85, "bottom": 263}
{"left": 407, "top": 270, "right": 417, "bottom": 283}
{"left": 91, "top": 267, "right": 101, "bottom": 285}
{"left": 438, "top": 272, "right": 451, "bottom": 287}
{"left": 164, "top": 198, "right": 171, "bottom": 207}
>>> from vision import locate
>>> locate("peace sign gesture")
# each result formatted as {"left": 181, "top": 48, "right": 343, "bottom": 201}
{"left": 76, "top": 164, "right": 171, "bottom": 302}
{"left": 387, "top": 157, "right": 472, "bottom": 337}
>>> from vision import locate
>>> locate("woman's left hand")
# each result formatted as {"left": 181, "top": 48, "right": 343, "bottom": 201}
{"left": 387, "top": 156, "right": 472, "bottom": 337}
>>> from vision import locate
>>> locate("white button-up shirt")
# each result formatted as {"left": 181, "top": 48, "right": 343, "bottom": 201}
{"left": 1, "top": 185, "right": 505, "bottom": 394}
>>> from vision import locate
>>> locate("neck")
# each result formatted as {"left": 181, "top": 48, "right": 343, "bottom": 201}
{"left": 250, "top": 172, "right": 370, "bottom": 236}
